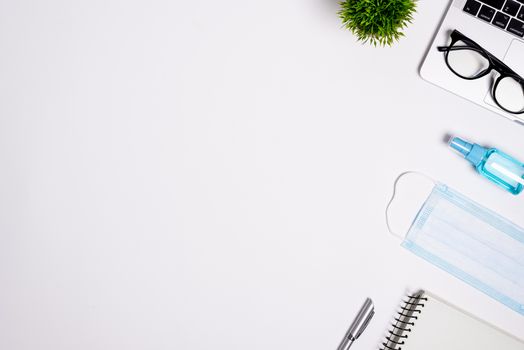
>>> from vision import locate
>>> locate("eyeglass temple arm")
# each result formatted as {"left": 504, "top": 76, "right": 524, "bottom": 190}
{"left": 437, "top": 45, "right": 485, "bottom": 54}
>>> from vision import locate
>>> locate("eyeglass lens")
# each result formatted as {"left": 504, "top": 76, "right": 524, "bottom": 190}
{"left": 495, "top": 76, "right": 524, "bottom": 113}
{"left": 446, "top": 40, "right": 490, "bottom": 79}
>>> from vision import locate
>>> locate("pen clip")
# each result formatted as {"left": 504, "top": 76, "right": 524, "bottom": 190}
{"left": 355, "top": 304, "right": 374, "bottom": 339}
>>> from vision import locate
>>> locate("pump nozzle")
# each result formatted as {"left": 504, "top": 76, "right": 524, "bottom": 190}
{"left": 449, "top": 137, "right": 473, "bottom": 157}
{"left": 448, "top": 136, "right": 487, "bottom": 167}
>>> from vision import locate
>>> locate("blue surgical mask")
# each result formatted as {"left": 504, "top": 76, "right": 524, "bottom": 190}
{"left": 386, "top": 172, "right": 524, "bottom": 315}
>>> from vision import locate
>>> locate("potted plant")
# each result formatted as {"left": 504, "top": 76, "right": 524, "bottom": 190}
{"left": 339, "top": 0, "right": 417, "bottom": 46}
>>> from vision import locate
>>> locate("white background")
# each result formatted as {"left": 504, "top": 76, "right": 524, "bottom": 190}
{"left": 1, "top": 0, "right": 523, "bottom": 349}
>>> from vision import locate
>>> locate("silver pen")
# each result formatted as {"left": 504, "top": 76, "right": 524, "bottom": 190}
{"left": 337, "top": 298, "right": 375, "bottom": 350}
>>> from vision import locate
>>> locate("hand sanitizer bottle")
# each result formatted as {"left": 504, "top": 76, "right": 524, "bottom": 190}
{"left": 449, "top": 136, "right": 524, "bottom": 195}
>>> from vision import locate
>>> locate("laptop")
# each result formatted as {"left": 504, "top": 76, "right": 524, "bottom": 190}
{"left": 420, "top": 0, "right": 524, "bottom": 125}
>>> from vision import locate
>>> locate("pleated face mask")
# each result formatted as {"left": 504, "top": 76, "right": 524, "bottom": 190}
{"left": 386, "top": 172, "right": 524, "bottom": 315}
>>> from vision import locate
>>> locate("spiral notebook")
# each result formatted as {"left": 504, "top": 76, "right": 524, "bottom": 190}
{"left": 380, "top": 291, "right": 524, "bottom": 350}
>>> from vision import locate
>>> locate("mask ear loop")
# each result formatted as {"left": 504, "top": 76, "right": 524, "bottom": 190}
{"left": 385, "top": 171, "right": 437, "bottom": 240}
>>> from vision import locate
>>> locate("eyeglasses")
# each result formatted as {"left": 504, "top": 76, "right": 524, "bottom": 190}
{"left": 437, "top": 30, "right": 524, "bottom": 115}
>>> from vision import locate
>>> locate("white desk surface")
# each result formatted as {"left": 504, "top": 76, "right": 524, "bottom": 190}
{"left": 1, "top": 1, "right": 523, "bottom": 349}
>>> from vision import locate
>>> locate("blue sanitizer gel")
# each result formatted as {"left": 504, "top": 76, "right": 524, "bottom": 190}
{"left": 449, "top": 136, "right": 524, "bottom": 195}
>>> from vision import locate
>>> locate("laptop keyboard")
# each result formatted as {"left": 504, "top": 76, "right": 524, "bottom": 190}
{"left": 463, "top": 0, "right": 524, "bottom": 37}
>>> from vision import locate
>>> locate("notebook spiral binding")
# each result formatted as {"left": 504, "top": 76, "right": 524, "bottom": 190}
{"left": 379, "top": 291, "right": 427, "bottom": 350}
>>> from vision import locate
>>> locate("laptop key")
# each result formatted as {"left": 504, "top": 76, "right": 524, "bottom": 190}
{"left": 464, "top": 0, "right": 483, "bottom": 15}
{"left": 464, "top": 0, "right": 482, "bottom": 15}
{"left": 478, "top": 0, "right": 505, "bottom": 10}
{"left": 493, "top": 11, "right": 510, "bottom": 28}
{"left": 502, "top": 0, "right": 520, "bottom": 16}
{"left": 478, "top": 5, "right": 496, "bottom": 21}
{"left": 507, "top": 18, "right": 524, "bottom": 36}
{"left": 518, "top": 6, "right": 524, "bottom": 20}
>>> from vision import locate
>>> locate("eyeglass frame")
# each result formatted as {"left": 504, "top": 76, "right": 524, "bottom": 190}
{"left": 437, "top": 29, "right": 524, "bottom": 115}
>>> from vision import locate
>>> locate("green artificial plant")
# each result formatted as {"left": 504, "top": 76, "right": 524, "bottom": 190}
{"left": 339, "top": 0, "right": 417, "bottom": 46}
